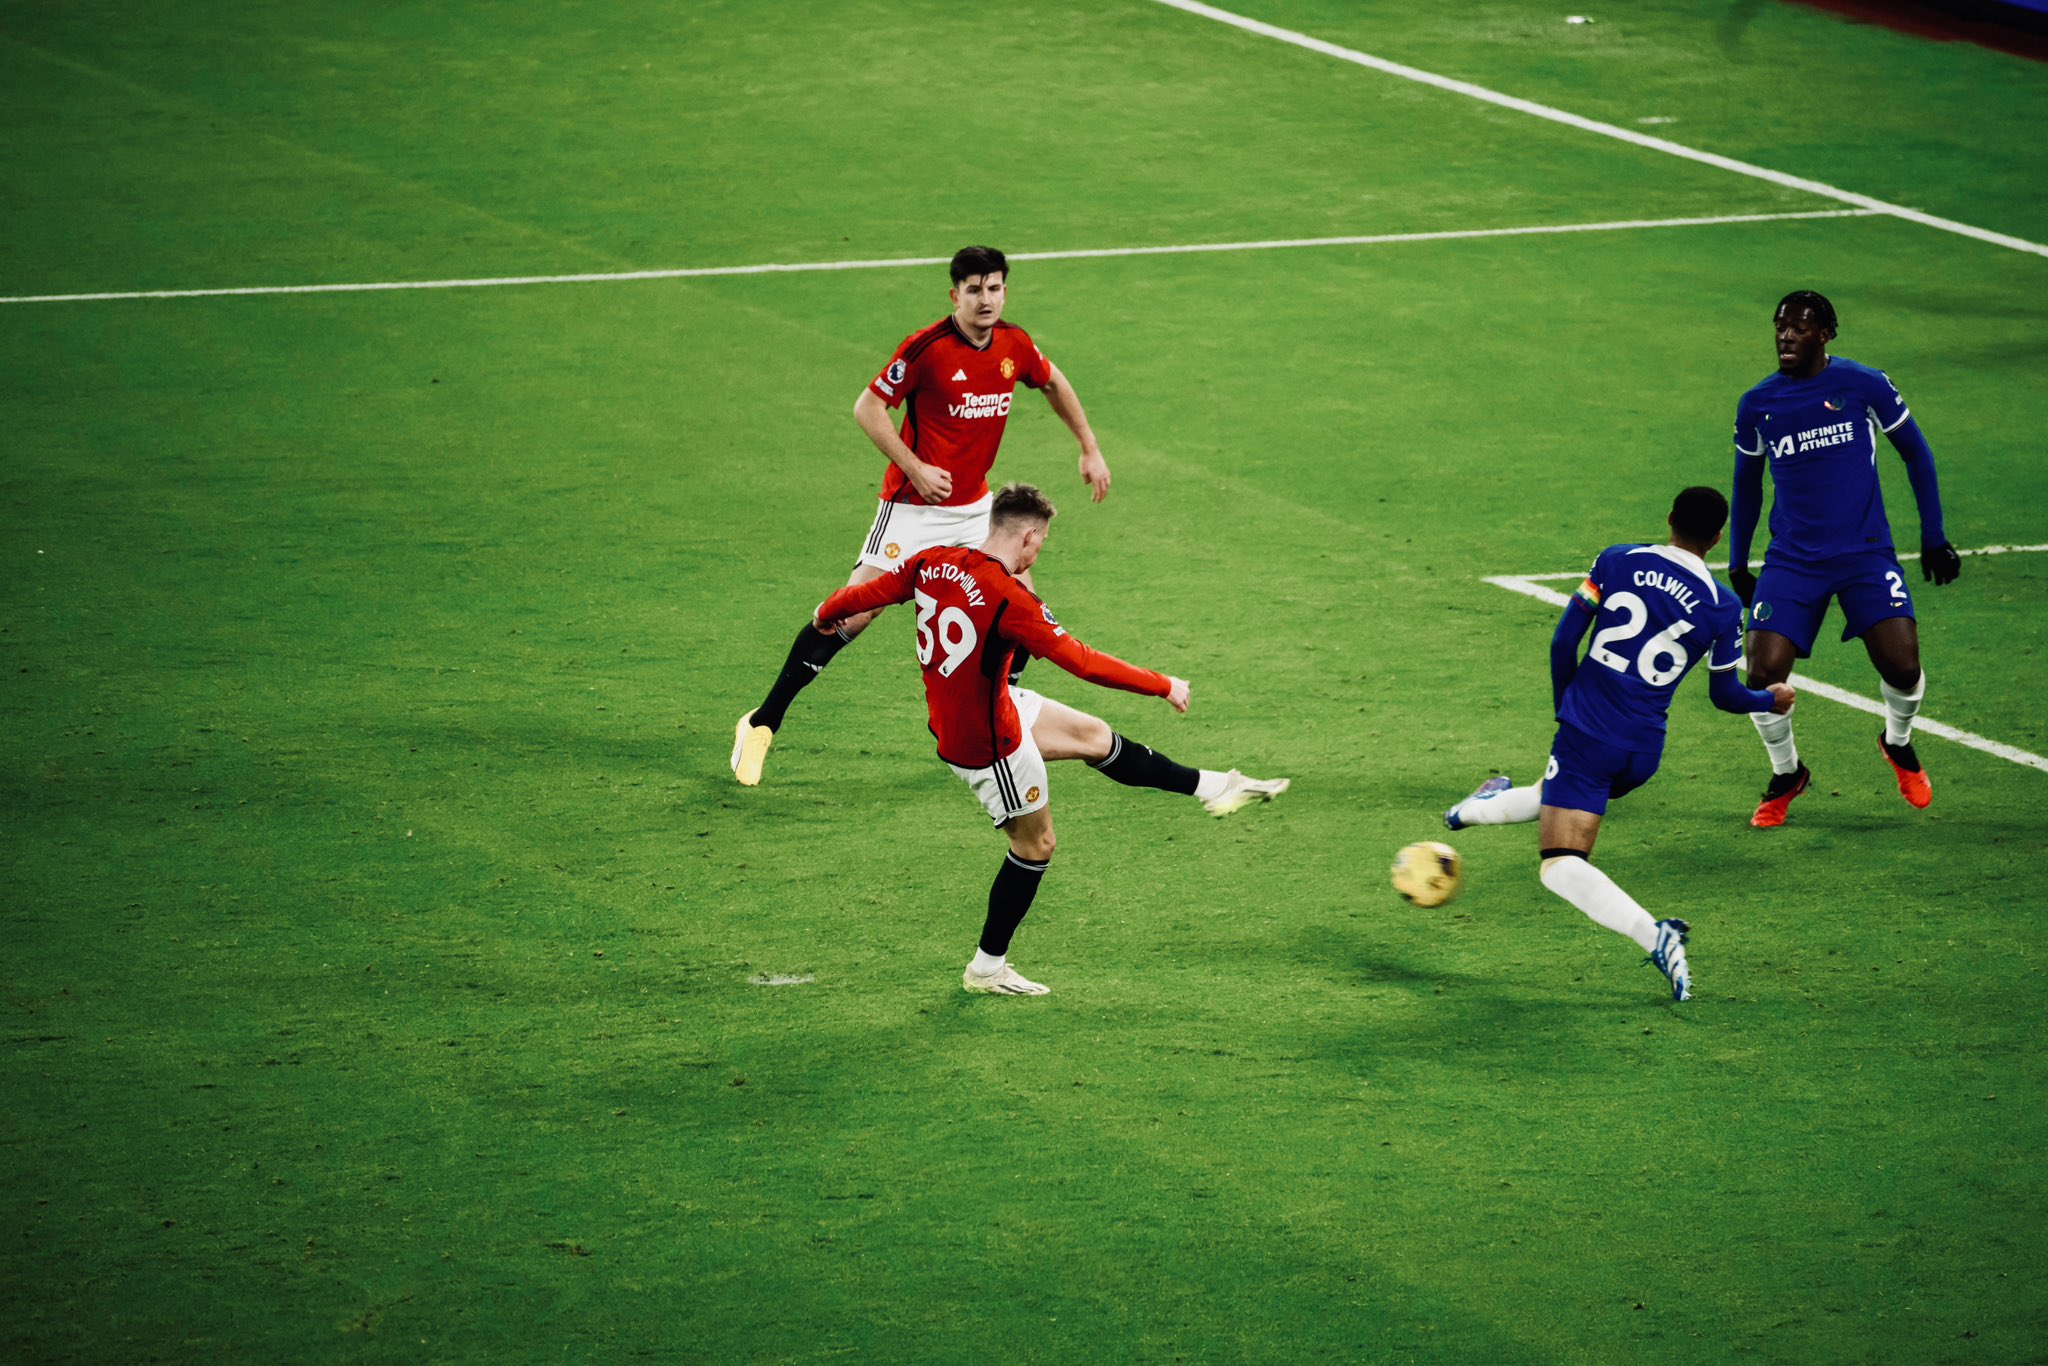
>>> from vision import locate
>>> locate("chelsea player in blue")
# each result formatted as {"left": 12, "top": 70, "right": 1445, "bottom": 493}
{"left": 1443, "top": 488, "right": 1795, "bottom": 1001}
{"left": 1729, "top": 291, "right": 1959, "bottom": 827}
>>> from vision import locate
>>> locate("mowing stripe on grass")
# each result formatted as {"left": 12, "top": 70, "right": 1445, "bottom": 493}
{"left": 1480, "top": 545, "right": 2048, "bottom": 773}
{"left": 0, "top": 209, "right": 1879, "bottom": 305}
{"left": 1147, "top": 0, "right": 2048, "bottom": 260}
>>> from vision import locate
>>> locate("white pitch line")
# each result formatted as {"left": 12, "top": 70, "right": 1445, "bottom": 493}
{"left": 1147, "top": 0, "right": 2048, "bottom": 260}
{"left": 1481, "top": 555, "right": 2048, "bottom": 774}
{"left": 1500, "top": 542, "right": 2048, "bottom": 582}
{"left": 0, "top": 208, "right": 1877, "bottom": 306}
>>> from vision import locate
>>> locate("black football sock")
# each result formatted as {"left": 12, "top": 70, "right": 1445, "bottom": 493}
{"left": 751, "top": 622, "right": 852, "bottom": 733}
{"left": 979, "top": 851, "right": 1049, "bottom": 957}
{"left": 1087, "top": 732, "right": 1200, "bottom": 796}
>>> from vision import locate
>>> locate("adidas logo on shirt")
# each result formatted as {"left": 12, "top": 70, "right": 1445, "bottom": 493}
{"left": 951, "top": 369, "right": 968, "bottom": 381}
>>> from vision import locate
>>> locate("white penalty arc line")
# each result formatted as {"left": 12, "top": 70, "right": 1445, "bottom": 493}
{"left": 1147, "top": 0, "right": 2048, "bottom": 260}
{"left": 1481, "top": 548, "right": 2048, "bottom": 774}
{"left": 0, "top": 208, "right": 1877, "bottom": 305}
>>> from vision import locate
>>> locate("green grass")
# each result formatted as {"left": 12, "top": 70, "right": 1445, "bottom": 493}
{"left": 4, "top": 1, "right": 2045, "bottom": 1360}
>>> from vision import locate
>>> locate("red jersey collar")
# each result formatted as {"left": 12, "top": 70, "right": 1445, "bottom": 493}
{"left": 946, "top": 315, "right": 994, "bottom": 352}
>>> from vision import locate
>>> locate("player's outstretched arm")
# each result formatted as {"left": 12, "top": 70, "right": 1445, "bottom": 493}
{"left": 1709, "top": 670, "right": 1793, "bottom": 715}
{"left": 1034, "top": 630, "right": 1171, "bottom": 701}
{"left": 816, "top": 563, "right": 916, "bottom": 633}
{"left": 854, "top": 387, "right": 952, "bottom": 503}
{"left": 1886, "top": 418, "right": 1958, "bottom": 585}
{"left": 1039, "top": 361, "right": 1110, "bottom": 503}
{"left": 1165, "top": 677, "right": 1190, "bottom": 713}
{"left": 1003, "top": 589, "right": 1170, "bottom": 702}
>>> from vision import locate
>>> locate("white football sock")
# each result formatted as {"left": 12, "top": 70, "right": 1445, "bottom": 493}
{"left": 1880, "top": 672, "right": 1925, "bottom": 748}
{"left": 1453, "top": 784, "right": 1542, "bottom": 826}
{"left": 969, "top": 949, "right": 1005, "bottom": 976}
{"left": 1539, "top": 856, "right": 1658, "bottom": 952}
{"left": 1751, "top": 710, "right": 1800, "bottom": 774}
{"left": 1193, "top": 770, "right": 1227, "bottom": 801}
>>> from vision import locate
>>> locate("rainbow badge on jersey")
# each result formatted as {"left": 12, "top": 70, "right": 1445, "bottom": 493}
{"left": 1574, "top": 577, "right": 1602, "bottom": 608}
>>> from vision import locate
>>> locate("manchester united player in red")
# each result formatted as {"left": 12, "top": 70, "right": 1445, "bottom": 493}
{"left": 814, "top": 483, "right": 1287, "bottom": 996}
{"left": 733, "top": 245, "right": 1113, "bottom": 786}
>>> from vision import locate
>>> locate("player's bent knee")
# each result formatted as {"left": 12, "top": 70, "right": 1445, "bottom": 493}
{"left": 1876, "top": 653, "right": 1922, "bottom": 692}
{"left": 1744, "top": 635, "right": 1795, "bottom": 687}
{"left": 1011, "top": 830, "right": 1055, "bottom": 863}
{"left": 1745, "top": 659, "right": 1791, "bottom": 689}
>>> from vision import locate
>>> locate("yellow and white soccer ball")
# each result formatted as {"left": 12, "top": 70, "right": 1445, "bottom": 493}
{"left": 1391, "top": 841, "right": 1463, "bottom": 908}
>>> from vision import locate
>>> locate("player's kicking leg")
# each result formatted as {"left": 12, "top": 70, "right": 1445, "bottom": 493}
{"left": 1862, "top": 616, "right": 1932, "bottom": 809}
{"left": 732, "top": 562, "right": 887, "bottom": 786}
{"left": 1444, "top": 775, "right": 1535, "bottom": 830}
{"left": 1028, "top": 694, "right": 1288, "bottom": 816}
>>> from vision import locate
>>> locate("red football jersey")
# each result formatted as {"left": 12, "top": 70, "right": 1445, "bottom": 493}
{"left": 867, "top": 318, "right": 1054, "bottom": 508}
{"left": 817, "top": 546, "right": 1170, "bottom": 768}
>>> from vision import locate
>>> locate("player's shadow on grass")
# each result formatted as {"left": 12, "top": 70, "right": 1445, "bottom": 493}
{"left": 1319, "top": 930, "right": 1679, "bottom": 1046}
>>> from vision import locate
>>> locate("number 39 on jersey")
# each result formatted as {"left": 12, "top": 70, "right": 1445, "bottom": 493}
{"left": 914, "top": 588, "right": 978, "bottom": 678}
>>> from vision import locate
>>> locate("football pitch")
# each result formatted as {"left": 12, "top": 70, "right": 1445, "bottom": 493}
{"left": 5, "top": 1, "right": 2046, "bottom": 1360}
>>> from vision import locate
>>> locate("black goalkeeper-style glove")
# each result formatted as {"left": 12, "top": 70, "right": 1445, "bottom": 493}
{"left": 1728, "top": 565, "right": 1757, "bottom": 606}
{"left": 1921, "top": 540, "right": 1962, "bottom": 586}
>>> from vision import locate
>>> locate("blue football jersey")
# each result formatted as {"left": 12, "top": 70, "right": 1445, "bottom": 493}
{"left": 1734, "top": 356, "right": 1911, "bottom": 566}
{"left": 1558, "top": 544, "right": 1746, "bottom": 750}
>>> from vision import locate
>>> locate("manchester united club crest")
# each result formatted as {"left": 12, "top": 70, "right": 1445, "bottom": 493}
{"left": 1025, "top": 786, "right": 1041, "bottom": 803}
{"left": 884, "top": 542, "right": 901, "bottom": 560}
{"left": 1000, "top": 357, "right": 1016, "bottom": 381}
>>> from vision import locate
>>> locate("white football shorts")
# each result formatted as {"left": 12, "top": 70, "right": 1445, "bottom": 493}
{"left": 858, "top": 493, "right": 994, "bottom": 572}
{"left": 948, "top": 687, "right": 1049, "bottom": 826}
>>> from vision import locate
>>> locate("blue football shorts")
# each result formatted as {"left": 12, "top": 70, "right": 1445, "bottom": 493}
{"left": 1749, "top": 549, "right": 1914, "bottom": 658}
{"left": 1541, "top": 723, "right": 1663, "bottom": 816}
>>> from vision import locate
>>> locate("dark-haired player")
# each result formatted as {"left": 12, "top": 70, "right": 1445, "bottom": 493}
{"left": 733, "top": 245, "right": 1113, "bottom": 786}
{"left": 813, "top": 483, "right": 1286, "bottom": 996}
{"left": 1729, "top": 290, "right": 1959, "bottom": 827}
{"left": 1442, "top": 487, "right": 1795, "bottom": 1001}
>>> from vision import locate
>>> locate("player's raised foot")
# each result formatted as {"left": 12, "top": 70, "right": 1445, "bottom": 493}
{"left": 1647, "top": 918, "right": 1692, "bottom": 1002}
{"left": 1878, "top": 734, "right": 1933, "bottom": 810}
{"left": 1749, "top": 764, "right": 1811, "bottom": 828}
{"left": 1202, "top": 770, "right": 1290, "bottom": 817}
{"left": 731, "top": 710, "right": 774, "bottom": 786}
{"left": 1444, "top": 774, "right": 1513, "bottom": 832}
{"left": 962, "top": 961, "right": 1050, "bottom": 996}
